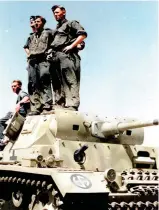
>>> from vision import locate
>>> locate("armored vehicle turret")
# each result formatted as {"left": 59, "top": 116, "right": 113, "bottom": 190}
{"left": 0, "top": 109, "right": 158, "bottom": 209}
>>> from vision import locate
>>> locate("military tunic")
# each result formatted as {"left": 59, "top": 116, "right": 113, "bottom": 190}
{"left": 27, "top": 28, "right": 54, "bottom": 112}
{"left": 23, "top": 33, "right": 34, "bottom": 50}
{"left": 50, "top": 19, "right": 87, "bottom": 109}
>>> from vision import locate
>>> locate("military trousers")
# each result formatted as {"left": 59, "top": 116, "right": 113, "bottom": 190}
{"left": 54, "top": 51, "right": 81, "bottom": 109}
{"left": 49, "top": 61, "right": 65, "bottom": 107}
{"left": 28, "top": 58, "right": 53, "bottom": 112}
{"left": 0, "top": 112, "right": 13, "bottom": 140}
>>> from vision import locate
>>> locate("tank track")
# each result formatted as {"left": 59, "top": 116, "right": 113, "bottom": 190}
{"left": 0, "top": 170, "right": 108, "bottom": 210}
{"left": 0, "top": 170, "right": 158, "bottom": 210}
{"left": 108, "top": 201, "right": 159, "bottom": 209}
{"left": 121, "top": 169, "right": 159, "bottom": 181}
{"left": 109, "top": 184, "right": 159, "bottom": 209}
{"left": 0, "top": 170, "right": 63, "bottom": 210}
{"left": 108, "top": 169, "right": 159, "bottom": 210}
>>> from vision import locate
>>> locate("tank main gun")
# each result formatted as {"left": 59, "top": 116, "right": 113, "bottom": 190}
{"left": 100, "top": 119, "right": 159, "bottom": 137}
{"left": 91, "top": 118, "right": 159, "bottom": 145}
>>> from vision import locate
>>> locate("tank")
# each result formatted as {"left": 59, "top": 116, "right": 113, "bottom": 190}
{"left": 0, "top": 109, "right": 158, "bottom": 210}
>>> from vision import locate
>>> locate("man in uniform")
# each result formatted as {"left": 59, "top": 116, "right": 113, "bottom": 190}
{"left": 24, "top": 16, "right": 36, "bottom": 57}
{"left": 27, "top": 16, "right": 54, "bottom": 115}
{"left": 50, "top": 5, "right": 87, "bottom": 111}
{"left": 0, "top": 80, "right": 30, "bottom": 150}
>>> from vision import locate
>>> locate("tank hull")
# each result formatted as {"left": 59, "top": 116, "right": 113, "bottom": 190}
{"left": 0, "top": 166, "right": 158, "bottom": 210}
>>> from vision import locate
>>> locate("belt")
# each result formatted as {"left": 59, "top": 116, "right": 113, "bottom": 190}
{"left": 28, "top": 53, "right": 46, "bottom": 60}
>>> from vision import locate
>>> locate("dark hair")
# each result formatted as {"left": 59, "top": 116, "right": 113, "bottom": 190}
{"left": 12, "top": 80, "right": 22, "bottom": 86}
{"left": 51, "top": 5, "right": 66, "bottom": 12}
{"left": 30, "top": 16, "right": 35, "bottom": 20}
{"left": 35, "top": 15, "right": 46, "bottom": 25}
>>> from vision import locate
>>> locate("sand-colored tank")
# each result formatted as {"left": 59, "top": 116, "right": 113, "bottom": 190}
{"left": 0, "top": 109, "right": 158, "bottom": 209}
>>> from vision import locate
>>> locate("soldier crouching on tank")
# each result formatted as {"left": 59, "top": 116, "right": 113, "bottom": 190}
{"left": 0, "top": 80, "right": 30, "bottom": 150}
{"left": 27, "top": 16, "right": 55, "bottom": 115}
{"left": 48, "top": 5, "right": 87, "bottom": 111}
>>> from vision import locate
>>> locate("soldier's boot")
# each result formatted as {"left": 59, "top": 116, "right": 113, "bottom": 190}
{"left": 64, "top": 106, "right": 78, "bottom": 111}
{"left": 41, "top": 104, "right": 55, "bottom": 114}
{"left": 28, "top": 111, "right": 41, "bottom": 116}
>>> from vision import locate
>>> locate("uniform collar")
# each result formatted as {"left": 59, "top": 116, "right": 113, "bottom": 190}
{"left": 36, "top": 28, "right": 44, "bottom": 34}
{"left": 57, "top": 18, "right": 68, "bottom": 28}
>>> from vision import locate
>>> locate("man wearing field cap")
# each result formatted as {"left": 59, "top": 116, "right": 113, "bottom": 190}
{"left": 50, "top": 5, "right": 87, "bottom": 111}
{"left": 27, "top": 16, "right": 54, "bottom": 115}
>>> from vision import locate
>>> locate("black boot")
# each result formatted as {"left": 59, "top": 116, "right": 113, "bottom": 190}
{"left": 28, "top": 111, "right": 40, "bottom": 116}
{"left": 64, "top": 106, "right": 78, "bottom": 111}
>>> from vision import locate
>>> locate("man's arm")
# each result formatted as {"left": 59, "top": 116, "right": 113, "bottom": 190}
{"left": 15, "top": 92, "right": 30, "bottom": 113}
{"left": 63, "top": 35, "right": 86, "bottom": 53}
{"left": 63, "top": 21, "right": 87, "bottom": 53}
{"left": 70, "top": 35, "right": 86, "bottom": 48}
{"left": 18, "top": 96, "right": 30, "bottom": 105}
{"left": 23, "top": 37, "right": 30, "bottom": 56}
{"left": 45, "top": 29, "right": 56, "bottom": 61}
{"left": 24, "top": 48, "right": 30, "bottom": 56}
{"left": 49, "top": 29, "right": 56, "bottom": 45}
{"left": 23, "top": 33, "right": 34, "bottom": 57}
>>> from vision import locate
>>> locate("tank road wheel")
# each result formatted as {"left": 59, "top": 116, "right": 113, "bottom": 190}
{"left": 30, "top": 193, "right": 55, "bottom": 210}
{"left": 0, "top": 199, "right": 5, "bottom": 209}
{"left": 29, "top": 190, "right": 62, "bottom": 210}
{"left": 31, "top": 202, "right": 56, "bottom": 210}
{"left": 12, "top": 191, "right": 23, "bottom": 207}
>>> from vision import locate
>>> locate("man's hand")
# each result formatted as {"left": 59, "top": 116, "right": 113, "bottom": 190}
{"left": 63, "top": 35, "right": 86, "bottom": 53}
{"left": 63, "top": 45, "right": 73, "bottom": 53}
{"left": 15, "top": 103, "right": 21, "bottom": 112}
{"left": 46, "top": 49, "right": 53, "bottom": 61}
{"left": 77, "top": 44, "right": 82, "bottom": 50}
{"left": 46, "top": 49, "right": 53, "bottom": 55}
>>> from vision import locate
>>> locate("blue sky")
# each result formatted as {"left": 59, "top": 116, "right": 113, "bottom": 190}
{"left": 0, "top": 1, "right": 158, "bottom": 145}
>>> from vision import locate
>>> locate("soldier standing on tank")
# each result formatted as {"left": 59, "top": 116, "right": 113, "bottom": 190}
{"left": 49, "top": 5, "right": 87, "bottom": 111}
{"left": 27, "top": 16, "right": 54, "bottom": 115}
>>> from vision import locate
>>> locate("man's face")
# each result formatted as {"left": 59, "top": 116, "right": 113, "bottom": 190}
{"left": 53, "top": 8, "right": 66, "bottom": 21}
{"left": 35, "top": 18, "right": 43, "bottom": 30}
{"left": 30, "top": 19, "right": 36, "bottom": 32}
{"left": 11, "top": 82, "right": 21, "bottom": 94}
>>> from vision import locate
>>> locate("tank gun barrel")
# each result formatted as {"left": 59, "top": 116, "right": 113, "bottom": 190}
{"left": 101, "top": 119, "right": 159, "bottom": 137}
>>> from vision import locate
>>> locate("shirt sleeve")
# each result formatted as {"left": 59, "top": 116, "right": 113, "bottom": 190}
{"left": 51, "top": 29, "right": 57, "bottom": 37}
{"left": 23, "top": 37, "right": 30, "bottom": 49}
{"left": 45, "top": 29, "right": 56, "bottom": 48}
{"left": 19, "top": 91, "right": 29, "bottom": 99}
{"left": 49, "top": 30, "right": 55, "bottom": 46}
{"left": 70, "top": 20, "right": 87, "bottom": 37}
{"left": 23, "top": 33, "right": 34, "bottom": 49}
